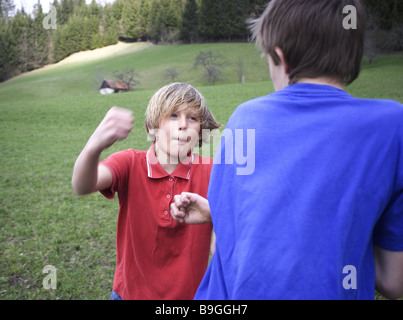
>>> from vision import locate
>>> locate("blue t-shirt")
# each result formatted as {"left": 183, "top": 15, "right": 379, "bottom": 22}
{"left": 195, "top": 83, "right": 403, "bottom": 300}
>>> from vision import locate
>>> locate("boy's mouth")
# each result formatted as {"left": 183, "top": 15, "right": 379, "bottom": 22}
{"left": 177, "top": 136, "right": 192, "bottom": 143}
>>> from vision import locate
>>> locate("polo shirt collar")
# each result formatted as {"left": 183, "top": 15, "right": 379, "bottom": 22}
{"left": 146, "top": 143, "right": 194, "bottom": 180}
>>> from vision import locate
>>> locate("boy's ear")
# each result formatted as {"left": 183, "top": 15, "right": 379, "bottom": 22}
{"left": 147, "top": 127, "right": 157, "bottom": 142}
{"left": 274, "top": 47, "right": 290, "bottom": 74}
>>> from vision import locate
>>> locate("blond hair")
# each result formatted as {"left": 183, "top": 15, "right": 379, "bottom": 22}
{"left": 145, "top": 83, "right": 221, "bottom": 147}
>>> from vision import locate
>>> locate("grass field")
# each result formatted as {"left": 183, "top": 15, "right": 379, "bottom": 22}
{"left": 1, "top": 42, "right": 402, "bottom": 300}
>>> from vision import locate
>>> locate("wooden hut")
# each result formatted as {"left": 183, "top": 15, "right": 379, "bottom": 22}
{"left": 100, "top": 79, "right": 132, "bottom": 95}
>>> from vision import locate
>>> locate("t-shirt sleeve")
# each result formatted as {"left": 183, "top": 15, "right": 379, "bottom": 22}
{"left": 374, "top": 191, "right": 403, "bottom": 251}
{"left": 99, "top": 150, "right": 133, "bottom": 199}
{"left": 374, "top": 121, "right": 403, "bottom": 252}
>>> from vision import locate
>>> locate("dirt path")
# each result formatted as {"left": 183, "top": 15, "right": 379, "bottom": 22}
{"left": 56, "top": 42, "right": 152, "bottom": 66}
{"left": 13, "top": 42, "right": 152, "bottom": 81}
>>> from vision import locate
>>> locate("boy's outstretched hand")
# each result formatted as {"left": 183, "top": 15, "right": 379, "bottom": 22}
{"left": 171, "top": 192, "right": 212, "bottom": 225}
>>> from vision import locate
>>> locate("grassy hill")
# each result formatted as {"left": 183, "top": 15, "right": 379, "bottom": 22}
{"left": 0, "top": 42, "right": 269, "bottom": 101}
{"left": 0, "top": 42, "right": 402, "bottom": 300}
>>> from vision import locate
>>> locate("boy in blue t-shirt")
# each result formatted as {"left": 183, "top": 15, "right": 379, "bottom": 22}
{"left": 171, "top": 0, "right": 403, "bottom": 299}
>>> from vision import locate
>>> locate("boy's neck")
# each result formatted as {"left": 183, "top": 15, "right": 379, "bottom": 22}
{"left": 297, "top": 77, "right": 345, "bottom": 90}
{"left": 159, "top": 161, "right": 180, "bottom": 175}
{"left": 154, "top": 148, "right": 191, "bottom": 175}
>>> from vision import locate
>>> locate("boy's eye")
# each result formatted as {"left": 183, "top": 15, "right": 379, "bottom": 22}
{"left": 170, "top": 114, "right": 178, "bottom": 119}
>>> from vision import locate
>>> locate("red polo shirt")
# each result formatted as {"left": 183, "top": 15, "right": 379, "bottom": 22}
{"left": 100, "top": 144, "right": 213, "bottom": 300}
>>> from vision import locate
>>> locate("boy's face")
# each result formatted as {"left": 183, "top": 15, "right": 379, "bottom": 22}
{"left": 151, "top": 104, "right": 201, "bottom": 164}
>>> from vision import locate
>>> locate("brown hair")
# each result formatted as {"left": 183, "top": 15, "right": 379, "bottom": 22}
{"left": 250, "top": 0, "right": 366, "bottom": 86}
{"left": 145, "top": 83, "right": 221, "bottom": 147}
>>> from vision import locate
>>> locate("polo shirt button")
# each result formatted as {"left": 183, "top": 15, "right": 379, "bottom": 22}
{"left": 169, "top": 178, "right": 173, "bottom": 182}
{"left": 166, "top": 194, "right": 171, "bottom": 199}
{"left": 164, "top": 211, "right": 168, "bottom": 215}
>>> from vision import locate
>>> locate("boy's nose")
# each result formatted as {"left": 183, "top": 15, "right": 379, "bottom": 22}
{"left": 178, "top": 115, "right": 188, "bottom": 130}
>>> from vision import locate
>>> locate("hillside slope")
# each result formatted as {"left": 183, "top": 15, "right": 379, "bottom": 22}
{"left": 0, "top": 42, "right": 268, "bottom": 102}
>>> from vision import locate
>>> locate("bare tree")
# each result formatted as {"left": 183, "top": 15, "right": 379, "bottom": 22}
{"left": 163, "top": 68, "right": 180, "bottom": 83}
{"left": 112, "top": 67, "right": 141, "bottom": 88}
{"left": 193, "top": 51, "right": 230, "bottom": 85}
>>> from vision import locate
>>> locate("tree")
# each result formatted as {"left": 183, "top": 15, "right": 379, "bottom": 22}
{"left": 157, "top": 0, "right": 184, "bottom": 42}
{"left": 59, "top": 0, "right": 74, "bottom": 25}
{"left": 0, "top": 0, "right": 15, "bottom": 23}
{"left": 180, "top": 0, "right": 198, "bottom": 43}
{"left": 113, "top": 67, "right": 141, "bottom": 89}
{"left": 149, "top": 0, "right": 162, "bottom": 42}
{"left": 198, "top": 0, "right": 258, "bottom": 41}
{"left": 12, "top": 9, "right": 32, "bottom": 72}
{"left": 363, "top": 0, "right": 403, "bottom": 31}
{"left": 102, "top": 0, "right": 122, "bottom": 44}
{"left": 0, "top": 18, "right": 17, "bottom": 80}
{"left": 198, "top": 0, "right": 219, "bottom": 40}
{"left": 222, "top": 0, "right": 249, "bottom": 40}
{"left": 193, "top": 50, "right": 229, "bottom": 85}
{"left": 248, "top": 0, "right": 269, "bottom": 18}
{"left": 363, "top": 0, "right": 403, "bottom": 57}
{"left": 163, "top": 67, "right": 180, "bottom": 82}
{"left": 138, "top": 0, "right": 151, "bottom": 40}
{"left": 32, "top": 2, "right": 50, "bottom": 68}
{"left": 122, "top": 0, "right": 140, "bottom": 39}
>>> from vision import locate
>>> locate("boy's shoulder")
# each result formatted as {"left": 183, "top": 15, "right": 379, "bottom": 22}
{"left": 349, "top": 96, "right": 403, "bottom": 127}
{"left": 228, "top": 84, "right": 403, "bottom": 135}
{"left": 235, "top": 84, "right": 403, "bottom": 115}
{"left": 354, "top": 97, "right": 403, "bottom": 110}
{"left": 106, "top": 148, "right": 147, "bottom": 160}
{"left": 102, "top": 149, "right": 147, "bottom": 170}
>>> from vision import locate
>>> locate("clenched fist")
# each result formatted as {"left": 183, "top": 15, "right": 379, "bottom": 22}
{"left": 89, "top": 106, "right": 134, "bottom": 151}
{"left": 170, "top": 192, "right": 212, "bottom": 225}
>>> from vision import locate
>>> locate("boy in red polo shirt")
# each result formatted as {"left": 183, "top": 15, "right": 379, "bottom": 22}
{"left": 72, "top": 83, "right": 221, "bottom": 300}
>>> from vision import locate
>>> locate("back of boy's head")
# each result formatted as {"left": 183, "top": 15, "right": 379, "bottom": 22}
{"left": 145, "top": 83, "right": 221, "bottom": 147}
{"left": 251, "top": 0, "right": 365, "bottom": 86}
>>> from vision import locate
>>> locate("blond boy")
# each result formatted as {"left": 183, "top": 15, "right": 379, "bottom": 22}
{"left": 72, "top": 83, "right": 220, "bottom": 300}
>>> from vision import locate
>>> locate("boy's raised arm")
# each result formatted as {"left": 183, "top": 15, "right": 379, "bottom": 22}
{"left": 72, "top": 107, "right": 134, "bottom": 195}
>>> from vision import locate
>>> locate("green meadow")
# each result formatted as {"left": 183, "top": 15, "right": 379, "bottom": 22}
{"left": 1, "top": 42, "right": 402, "bottom": 299}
